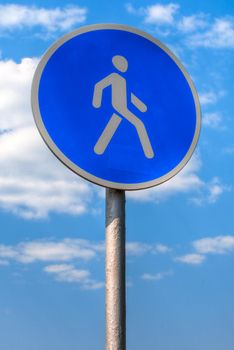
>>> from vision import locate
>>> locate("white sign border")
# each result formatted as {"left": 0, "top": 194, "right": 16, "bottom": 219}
{"left": 31, "top": 23, "right": 201, "bottom": 191}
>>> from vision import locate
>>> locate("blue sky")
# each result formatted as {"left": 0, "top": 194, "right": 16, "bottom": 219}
{"left": 0, "top": 1, "right": 234, "bottom": 349}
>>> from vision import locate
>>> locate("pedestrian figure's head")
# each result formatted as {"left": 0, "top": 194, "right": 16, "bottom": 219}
{"left": 112, "top": 55, "right": 128, "bottom": 72}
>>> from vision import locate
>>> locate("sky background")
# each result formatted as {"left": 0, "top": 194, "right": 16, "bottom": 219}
{"left": 0, "top": 0, "right": 234, "bottom": 349}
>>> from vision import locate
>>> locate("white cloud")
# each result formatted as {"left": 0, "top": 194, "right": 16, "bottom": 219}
{"left": 198, "top": 91, "right": 226, "bottom": 129}
{"left": 0, "top": 4, "right": 87, "bottom": 33}
{"left": 178, "top": 14, "right": 208, "bottom": 33}
{"left": 0, "top": 239, "right": 101, "bottom": 264}
{"left": 0, "top": 126, "right": 94, "bottom": 218}
{"left": 175, "top": 235, "right": 234, "bottom": 266}
{"left": 0, "top": 260, "right": 9, "bottom": 266}
{"left": 223, "top": 146, "right": 234, "bottom": 155}
{"left": 0, "top": 58, "right": 37, "bottom": 130}
{"left": 126, "top": 242, "right": 151, "bottom": 256}
{"left": 126, "top": 3, "right": 206, "bottom": 34}
{"left": 125, "top": 3, "right": 137, "bottom": 15}
{"left": 0, "top": 245, "right": 17, "bottom": 259}
{"left": 0, "top": 239, "right": 104, "bottom": 289}
{"left": 144, "top": 3, "right": 179, "bottom": 25}
{"left": 44, "top": 264, "right": 75, "bottom": 273}
{"left": 191, "top": 177, "right": 230, "bottom": 205}
{"left": 44, "top": 264, "right": 89, "bottom": 280}
{"left": 154, "top": 244, "right": 171, "bottom": 253}
{"left": 175, "top": 253, "right": 205, "bottom": 265}
{"left": 189, "top": 18, "right": 234, "bottom": 48}
{"left": 126, "top": 3, "right": 179, "bottom": 25}
{"left": 207, "top": 178, "right": 229, "bottom": 203}
{"left": 193, "top": 236, "right": 234, "bottom": 255}
{"left": 203, "top": 112, "right": 223, "bottom": 129}
{"left": 142, "top": 270, "right": 172, "bottom": 281}
{"left": 199, "top": 91, "right": 219, "bottom": 105}
{"left": 44, "top": 264, "right": 103, "bottom": 289}
{"left": 126, "top": 4, "right": 234, "bottom": 49}
{"left": 126, "top": 242, "right": 171, "bottom": 256}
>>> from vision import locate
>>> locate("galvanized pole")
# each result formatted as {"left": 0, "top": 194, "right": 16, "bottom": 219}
{"left": 105, "top": 188, "right": 126, "bottom": 350}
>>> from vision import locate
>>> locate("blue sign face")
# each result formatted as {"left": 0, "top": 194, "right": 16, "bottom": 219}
{"left": 32, "top": 24, "right": 200, "bottom": 190}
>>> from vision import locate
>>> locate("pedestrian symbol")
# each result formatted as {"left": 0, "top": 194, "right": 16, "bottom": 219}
{"left": 92, "top": 55, "right": 154, "bottom": 159}
{"left": 32, "top": 24, "right": 201, "bottom": 190}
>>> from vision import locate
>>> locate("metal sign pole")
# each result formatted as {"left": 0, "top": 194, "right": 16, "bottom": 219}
{"left": 106, "top": 188, "right": 126, "bottom": 350}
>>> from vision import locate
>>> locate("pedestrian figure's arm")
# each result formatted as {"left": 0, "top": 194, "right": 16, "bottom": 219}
{"left": 92, "top": 75, "right": 114, "bottom": 108}
{"left": 131, "top": 93, "right": 147, "bottom": 112}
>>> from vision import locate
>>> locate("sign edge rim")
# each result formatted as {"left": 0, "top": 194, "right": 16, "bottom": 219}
{"left": 31, "top": 23, "right": 201, "bottom": 191}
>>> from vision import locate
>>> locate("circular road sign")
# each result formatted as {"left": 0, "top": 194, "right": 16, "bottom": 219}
{"left": 31, "top": 24, "right": 201, "bottom": 190}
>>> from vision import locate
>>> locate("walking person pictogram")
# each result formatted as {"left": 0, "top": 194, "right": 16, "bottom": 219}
{"left": 92, "top": 55, "right": 154, "bottom": 159}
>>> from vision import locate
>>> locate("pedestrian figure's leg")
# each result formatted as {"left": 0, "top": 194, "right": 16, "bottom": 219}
{"left": 94, "top": 113, "right": 122, "bottom": 155}
{"left": 135, "top": 121, "right": 154, "bottom": 159}
{"left": 121, "top": 110, "right": 154, "bottom": 159}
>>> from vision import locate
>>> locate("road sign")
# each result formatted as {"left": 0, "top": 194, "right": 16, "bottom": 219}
{"left": 32, "top": 24, "right": 201, "bottom": 190}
